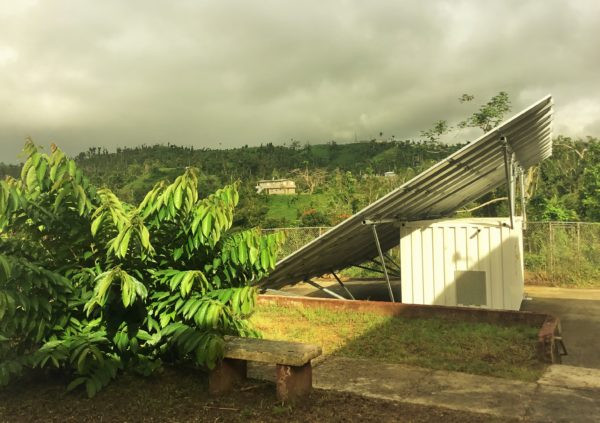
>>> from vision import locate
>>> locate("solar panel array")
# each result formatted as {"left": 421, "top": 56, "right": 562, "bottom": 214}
{"left": 260, "top": 96, "right": 553, "bottom": 290}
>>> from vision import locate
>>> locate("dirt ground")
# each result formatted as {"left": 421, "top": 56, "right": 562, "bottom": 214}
{"left": 0, "top": 366, "right": 512, "bottom": 423}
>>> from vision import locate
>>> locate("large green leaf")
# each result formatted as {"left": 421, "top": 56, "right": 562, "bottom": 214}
{"left": 0, "top": 141, "right": 282, "bottom": 396}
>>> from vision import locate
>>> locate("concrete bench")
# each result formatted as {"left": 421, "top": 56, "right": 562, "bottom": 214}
{"left": 208, "top": 336, "right": 322, "bottom": 402}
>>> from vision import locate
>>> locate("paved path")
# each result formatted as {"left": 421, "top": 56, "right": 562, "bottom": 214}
{"left": 522, "top": 286, "right": 600, "bottom": 368}
{"left": 249, "top": 358, "right": 600, "bottom": 422}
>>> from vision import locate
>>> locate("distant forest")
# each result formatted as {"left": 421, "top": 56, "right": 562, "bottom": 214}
{"left": 1, "top": 135, "right": 599, "bottom": 228}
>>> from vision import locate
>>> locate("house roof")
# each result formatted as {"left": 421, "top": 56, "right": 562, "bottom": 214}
{"left": 257, "top": 179, "right": 295, "bottom": 184}
{"left": 259, "top": 95, "right": 553, "bottom": 290}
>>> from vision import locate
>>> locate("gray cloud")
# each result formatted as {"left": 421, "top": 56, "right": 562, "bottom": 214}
{"left": 1, "top": 0, "right": 599, "bottom": 161}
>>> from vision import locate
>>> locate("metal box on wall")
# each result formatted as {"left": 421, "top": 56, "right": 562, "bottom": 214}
{"left": 399, "top": 217, "right": 524, "bottom": 310}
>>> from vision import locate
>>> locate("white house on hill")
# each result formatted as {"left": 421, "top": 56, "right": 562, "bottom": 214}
{"left": 255, "top": 179, "right": 296, "bottom": 195}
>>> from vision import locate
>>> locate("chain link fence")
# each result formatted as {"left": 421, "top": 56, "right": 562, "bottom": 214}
{"left": 263, "top": 222, "right": 600, "bottom": 287}
{"left": 524, "top": 222, "right": 600, "bottom": 287}
{"left": 261, "top": 227, "right": 331, "bottom": 259}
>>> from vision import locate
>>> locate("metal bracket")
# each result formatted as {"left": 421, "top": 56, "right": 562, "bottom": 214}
{"left": 362, "top": 218, "right": 399, "bottom": 225}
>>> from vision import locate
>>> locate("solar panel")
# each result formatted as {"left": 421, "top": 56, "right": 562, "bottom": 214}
{"left": 259, "top": 95, "right": 553, "bottom": 290}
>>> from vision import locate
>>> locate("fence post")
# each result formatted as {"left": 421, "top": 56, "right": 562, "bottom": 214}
{"left": 577, "top": 222, "right": 581, "bottom": 271}
{"left": 549, "top": 222, "right": 554, "bottom": 283}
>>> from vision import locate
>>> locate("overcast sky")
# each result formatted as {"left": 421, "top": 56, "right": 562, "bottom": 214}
{"left": 1, "top": 0, "right": 599, "bottom": 162}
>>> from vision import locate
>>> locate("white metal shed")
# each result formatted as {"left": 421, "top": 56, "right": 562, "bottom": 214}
{"left": 399, "top": 218, "right": 524, "bottom": 310}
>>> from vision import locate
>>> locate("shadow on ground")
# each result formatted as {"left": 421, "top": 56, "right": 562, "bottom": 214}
{"left": 276, "top": 279, "right": 401, "bottom": 302}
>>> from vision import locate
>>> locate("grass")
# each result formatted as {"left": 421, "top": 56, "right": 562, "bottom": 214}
{"left": 250, "top": 304, "right": 546, "bottom": 382}
{"left": 265, "top": 193, "right": 330, "bottom": 224}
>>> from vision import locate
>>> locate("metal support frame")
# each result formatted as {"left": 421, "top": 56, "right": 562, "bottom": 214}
{"left": 370, "top": 225, "right": 395, "bottom": 302}
{"left": 381, "top": 253, "right": 403, "bottom": 302}
{"left": 369, "top": 253, "right": 400, "bottom": 278}
{"left": 305, "top": 279, "right": 347, "bottom": 300}
{"left": 519, "top": 167, "right": 527, "bottom": 230}
{"left": 383, "top": 252, "right": 402, "bottom": 274}
{"left": 331, "top": 271, "right": 355, "bottom": 300}
{"left": 369, "top": 259, "right": 402, "bottom": 278}
{"left": 501, "top": 136, "right": 515, "bottom": 229}
{"left": 511, "top": 158, "right": 516, "bottom": 220}
{"left": 353, "top": 264, "right": 401, "bottom": 278}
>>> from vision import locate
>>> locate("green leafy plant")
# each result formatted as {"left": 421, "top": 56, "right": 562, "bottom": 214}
{"left": 0, "top": 140, "right": 284, "bottom": 396}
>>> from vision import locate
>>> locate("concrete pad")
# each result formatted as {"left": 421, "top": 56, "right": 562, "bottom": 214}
{"left": 405, "top": 368, "right": 537, "bottom": 419}
{"left": 526, "top": 385, "right": 600, "bottom": 423}
{"left": 313, "top": 356, "right": 434, "bottom": 401}
{"left": 539, "top": 365, "right": 600, "bottom": 392}
{"left": 248, "top": 355, "right": 600, "bottom": 420}
{"left": 525, "top": 286, "right": 600, "bottom": 300}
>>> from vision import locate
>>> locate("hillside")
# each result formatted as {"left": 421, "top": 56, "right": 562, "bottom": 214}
{"left": 1, "top": 136, "right": 599, "bottom": 227}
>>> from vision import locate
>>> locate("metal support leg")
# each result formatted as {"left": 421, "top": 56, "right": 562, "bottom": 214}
{"left": 501, "top": 137, "right": 515, "bottom": 229}
{"left": 510, "top": 158, "right": 516, "bottom": 220}
{"left": 331, "top": 271, "right": 355, "bottom": 300}
{"left": 383, "top": 252, "right": 402, "bottom": 302}
{"left": 305, "top": 279, "right": 346, "bottom": 300}
{"left": 519, "top": 167, "right": 527, "bottom": 230}
{"left": 371, "top": 225, "right": 395, "bottom": 302}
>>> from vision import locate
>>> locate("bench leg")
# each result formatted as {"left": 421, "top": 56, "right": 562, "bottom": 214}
{"left": 209, "top": 358, "right": 247, "bottom": 396}
{"left": 276, "top": 362, "right": 312, "bottom": 403}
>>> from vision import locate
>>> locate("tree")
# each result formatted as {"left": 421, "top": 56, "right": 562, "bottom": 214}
{"left": 420, "top": 120, "right": 450, "bottom": 143}
{"left": 527, "top": 136, "right": 600, "bottom": 221}
{"left": 299, "top": 209, "right": 331, "bottom": 226}
{"left": 325, "top": 170, "right": 359, "bottom": 222}
{"left": 580, "top": 163, "right": 600, "bottom": 220}
{"left": 459, "top": 91, "right": 511, "bottom": 133}
{"left": 0, "top": 140, "right": 284, "bottom": 396}
{"left": 292, "top": 165, "right": 327, "bottom": 194}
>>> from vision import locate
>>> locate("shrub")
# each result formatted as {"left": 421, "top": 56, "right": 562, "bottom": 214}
{"left": 0, "top": 140, "right": 284, "bottom": 396}
{"left": 299, "top": 208, "right": 331, "bottom": 227}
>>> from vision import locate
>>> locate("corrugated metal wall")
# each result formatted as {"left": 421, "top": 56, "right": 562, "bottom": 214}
{"left": 400, "top": 218, "right": 524, "bottom": 310}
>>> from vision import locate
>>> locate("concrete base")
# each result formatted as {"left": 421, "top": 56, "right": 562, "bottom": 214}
{"left": 525, "top": 385, "right": 600, "bottom": 422}
{"left": 276, "top": 362, "right": 312, "bottom": 402}
{"left": 538, "top": 365, "right": 600, "bottom": 391}
{"left": 208, "top": 358, "right": 247, "bottom": 395}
